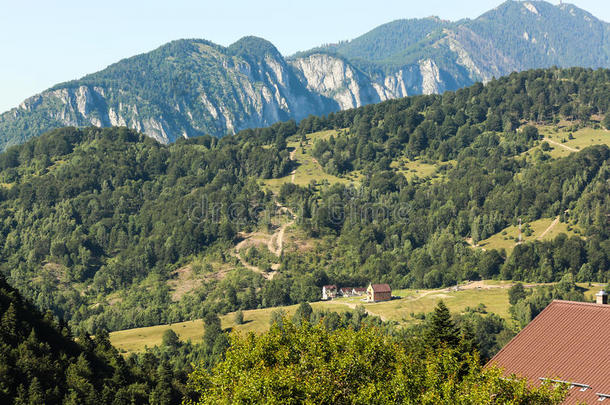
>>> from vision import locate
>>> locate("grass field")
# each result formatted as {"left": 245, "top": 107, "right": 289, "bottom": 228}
{"left": 390, "top": 156, "right": 449, "bottom": 181}
{"left": 329, "top": 285, "right": 513, "bottom": 323}
{"left": 475, "top": 217, "right": 582, "bottom": 255}
{"left": 110, "top": 300, "right": 349, "bottom": 353}
{"left": 110, "top": 280, "right": 603, "bottom": 354}
{"left": 261, "top": 129, "right": 360, "bottom": 193}
{"left": 527, "top": 125, "right": 610, "bottom": 159}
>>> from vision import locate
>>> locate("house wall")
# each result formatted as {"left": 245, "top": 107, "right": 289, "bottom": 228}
{"left": 373, "top": 291, "right": 391, "bottom": 302}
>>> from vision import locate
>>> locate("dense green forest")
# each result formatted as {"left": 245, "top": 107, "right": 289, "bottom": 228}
{"left": 0, "top": 123, "right": 296, "bottom": 331}
{"left": 278, "top": 68, "right": 609, "bottom": 296}
{"left": 0, "top": 67, "right": 607, "bottom": 335}
{"left": 0, "top": 273, "right": 188, "bottom": 404}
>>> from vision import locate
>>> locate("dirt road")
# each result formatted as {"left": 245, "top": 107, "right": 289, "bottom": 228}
{"left": 233, "top": 148, "right": 298, "bottom": 278}
{"left": 537, "top": 216, "right": 559, "bottom": 240}
{"left": 543, "top": 137, "right": 578, "bottom": 152}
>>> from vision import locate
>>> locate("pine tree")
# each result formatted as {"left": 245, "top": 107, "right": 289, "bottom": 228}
{"left": 27, "top": 377, "right": 44, "bottom": 405}
{"left": 150, "top": 362, "right": 174, "bottom": 405}
{"left": 203, "top": 313, "right": 222, "bottom": 350}
{"left": 425, "top": 301, "right": 460, "bottom": 349}
{"left": 1, "top": 303, "right": 18, "bottom": 340}
{"left": 203, "top": 313, "right": 228, "bottom": 366}
{"left": 234, "top": 310, "right": 244, "bottom": 325}
{"left": 458, "top": 319, "right": 478, "bottom": 356}
{"left": 65, "top": 354, "right": 97, "bottom": 404}
{"left": 161, "top": 329, "right": 180, "bottom": 349}
{"left": 508, "top": 283, "right": 527, "bottom": 305}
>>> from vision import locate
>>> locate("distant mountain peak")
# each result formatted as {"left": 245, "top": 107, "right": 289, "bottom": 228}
{"left": 228, "top": 36, "right": 282, "bottom": 60}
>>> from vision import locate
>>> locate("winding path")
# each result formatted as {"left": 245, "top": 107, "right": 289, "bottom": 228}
{"left": 232, "top": 148, "right": 298, "bottom": 279}
{"left": 543, "top": 137, "right": 578, "bottom": 152}
{"left": 537, "top": 216, "right": 560, "bottom": 240}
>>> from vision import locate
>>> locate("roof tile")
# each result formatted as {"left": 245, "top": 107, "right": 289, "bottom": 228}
{"left": 371, "top": 284, "right": 391, "bottom": 293}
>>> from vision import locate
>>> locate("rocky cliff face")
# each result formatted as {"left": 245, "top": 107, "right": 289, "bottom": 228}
{"left": 0, "top": 38, "right": 338, "bottom": 149}
{"left": 307, "top": 0, "right": 610, "bottom": 99}
{"left": 1, "top": 1, "right": 609, "bottom": 149}
{"left": 289, "top": 53, "right": 450, "bottom": 109}
{"left": 289, "top": 54, "right": 382, "bottom": 109}
{"left": 0, "top": 39, "right": 451, "bottom": 149}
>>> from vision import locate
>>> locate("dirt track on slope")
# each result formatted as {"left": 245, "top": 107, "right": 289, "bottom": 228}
{"left": 543, "top": 137, "right": 578, "bottom": 152}
{"left": 232, "top": 149, "right": 298, "bottom": 279}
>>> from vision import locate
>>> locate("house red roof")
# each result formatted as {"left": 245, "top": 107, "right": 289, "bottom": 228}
{"left": 487, "top": 300, "right": 610, "bottom": 404}
{"left": 370, "top": 284, "right": 391, "bottom": 293}
{"left": 323, "top": 285, "right": 337, "bottom": 290}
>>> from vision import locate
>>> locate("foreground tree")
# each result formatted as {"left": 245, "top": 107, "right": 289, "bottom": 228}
{"left": 185, "top": 320, "right": 566, "bottom": 404}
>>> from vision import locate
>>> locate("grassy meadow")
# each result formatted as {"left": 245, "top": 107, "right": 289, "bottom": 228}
{"left": 109, "top": 281, "right": 604, "bottom": 354}
{"left": 527, "top": 125, "right": 610, "bottom": 159}
{"left": 261, "top": 129, "right": 360, "bottom": 193}
{"left": 390, "top": 156, "right": 452, "bottom": 181}
{"left": 261, "top": 128, "right": 454, "bottom": 193}
{"left": 475, "top": 217, "right": 582, "bottom": 255}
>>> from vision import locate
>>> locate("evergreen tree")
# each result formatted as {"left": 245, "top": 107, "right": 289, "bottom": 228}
{"left": 203, "top": 313, "right": 222, "bottom": 350}
{"left": 425, "top": 301, "right": 460, "bottom": 349}
{"left": 202, "top": 313, "right": 228, "bottom": 366}
{"left": 234, "top": 310, "right": 244, "bottom": 325}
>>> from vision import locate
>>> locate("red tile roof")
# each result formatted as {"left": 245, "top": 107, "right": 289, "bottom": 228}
{"left": 370, "top": 284, "right": 391, "bottom": 293}
{"left": 487, "top": 300, "right": 610, "bottom": 404}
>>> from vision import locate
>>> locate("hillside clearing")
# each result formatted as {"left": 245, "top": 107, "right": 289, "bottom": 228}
{"left": 262, "top": 129, "right": 360, "bottom": 193}
{"left": 473, "top": 217, "right": 582, "bottom": 255}
{"left": 528, "top": 126, "right": 610, "bottom": 159}
{"left": 390, "top": 156, "right": 452, "bottom": 181}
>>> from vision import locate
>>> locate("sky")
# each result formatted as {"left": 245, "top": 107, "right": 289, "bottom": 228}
{"left": 1, "top": 0, "right": 609, "bottom": 112}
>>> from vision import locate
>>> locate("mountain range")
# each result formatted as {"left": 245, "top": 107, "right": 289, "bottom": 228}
{"left": 1, "top": 0, "right": 609, "bottom": 149}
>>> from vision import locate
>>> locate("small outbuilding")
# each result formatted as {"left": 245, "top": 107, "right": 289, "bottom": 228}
{"left": 366, "top": 283, "right": 391, "bottom": 302}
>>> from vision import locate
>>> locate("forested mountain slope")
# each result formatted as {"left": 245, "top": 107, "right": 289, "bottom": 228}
{"left": 309, "top": 1, "right": 610, "bottom": 87}
{"left": 0, "top": 68, "right": 607, "bottom": 334}
{"left": 0, "top": 38, "right": 335, "bottom": 149}
{"left": 0, "top": 273, "right": 185, "bottom": 404}
{"left": 2, "top": 1, "right": 610, "bottom": 149}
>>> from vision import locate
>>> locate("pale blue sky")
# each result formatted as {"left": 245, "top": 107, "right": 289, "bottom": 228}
{"left": 1, "top": 0, "right": 608, "bottom": 112}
